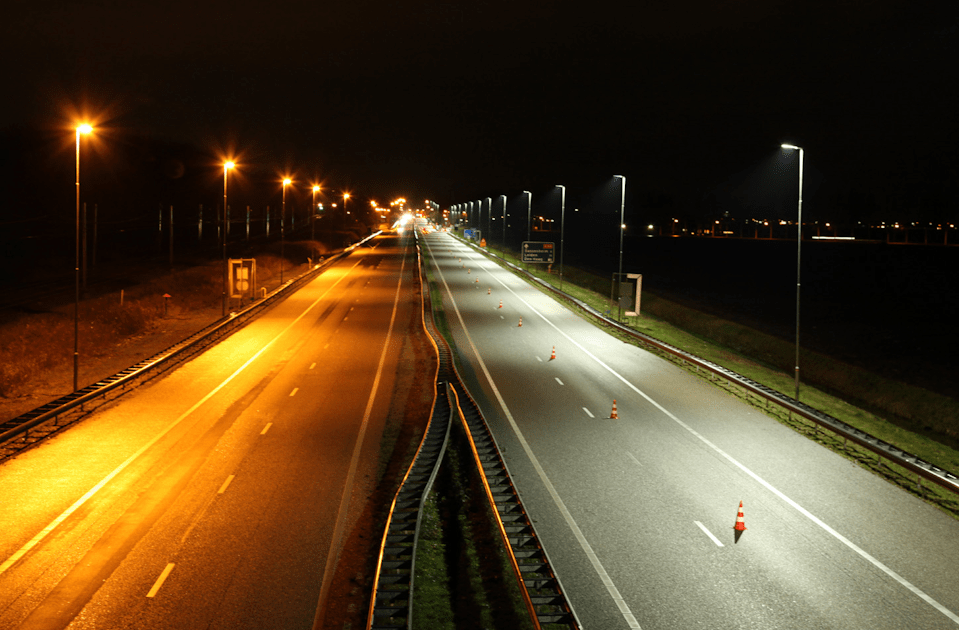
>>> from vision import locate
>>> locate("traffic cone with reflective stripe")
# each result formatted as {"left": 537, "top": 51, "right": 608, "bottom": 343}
{"left": 488, "top": 287, "right": 491, "bottom": 294}
{"left": 518, "top": 317, "right": 523, "bottom": 327}
{"left": 549, "top": 346, "right": 556, "bottom": 360}
{"left": 498, "top": 300, "right": 503, "bottom": 308}
{"left": 734, "top": 501, "right": 747, "bottom": 531}
{"left": 468, "top": 268, "right": 471, "bottom": 274}
{"left": 610, "top": 400, "right": 618, "bottom": 419}
{"left": 475, "top": 278, "right": 479, "bottom": 283}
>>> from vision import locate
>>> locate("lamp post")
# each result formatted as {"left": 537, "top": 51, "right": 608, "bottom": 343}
{"left": 281, "top": 178, "right": 291, "bottom": 284}
{"left": 614, "top": 175, "right": 626, "bottom": 321}
{"left": 781, "top": 143, "right": 804, "bottom": 402}
{"left": 74, "top": 124, "right": 93, "bottom": 391}
{"left": 499, "top": 194, "right": 506, "bottom": 251}
{"left": 485, "top": 196, "right": 491, "bottom": 241}
{"left": 556, "top": 185, "right": 565, "bottom": 291}
{"left": 523, "top": 190, "right": 532, "bottom": 270}
{"left": 222, "top": 161, "right": 234, "bottom": 317}
{"left": 312, "top": 185, "right": 320, "bottom": 244}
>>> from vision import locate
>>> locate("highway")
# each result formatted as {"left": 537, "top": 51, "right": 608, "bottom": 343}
{"left": 423, "top": 231, "right": 959, "bottom": 630}
{"left": 0, "top": 231, "right": 419, "bottom": 630}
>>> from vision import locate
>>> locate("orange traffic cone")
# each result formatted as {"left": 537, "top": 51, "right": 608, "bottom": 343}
{"left": 518, "top": 317, "right": 523, "bottom": 327}
{"left": 549, "top": 346, "right": 556, "bottom": 360}
{"left": 475, "top": 278, "right": 479, "bottom": 283}
{"left": 734, "top": 501, "right": 747, "bottom": 531}
{"left": 498, "top": 300, "right": 503, "bottom": 308}
{"left": 609, "top": 400, "right": 618, "bottom": 419}
{"left": 468, "top": 268, "right": 471, "bottom": 274}
{"left": 488, "top": 287, "right": 491, "bottom": 294}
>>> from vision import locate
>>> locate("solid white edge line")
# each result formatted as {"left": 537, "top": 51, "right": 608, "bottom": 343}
{"left": 0, "top": 256, "right": 366, "bottom": 576}
{"left": 312, "top": 242, "right": 408, "bottom": 629}
{"left": 694, "top": 521, "right": 724, "bottom": 547}
{"left": 426, "top": 235, "right": 642, "bottom": 629}
{"left": 477, "top": 239, "right": 959, "bottom": 626}
{"left": 217, "top": 474, "right": 235, "bottom": 495}
{"left": 146, "top": 563, "right": 175, "bottom": 598}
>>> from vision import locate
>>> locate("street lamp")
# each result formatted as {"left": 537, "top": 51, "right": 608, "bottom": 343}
{"left": 614, "top": 175, "right": 626, "bottom": 320}
{"left": 312, "top": 185, "right": 320, "bottom": 245}
{"left": 485, "top": 196, "right": 491, "bottom": 241}
{"left": 781, "top": 143, "right": 804, "bottom": 402}
{"left": 281, "top": 178, "right": 291, "bottom": 283}
{"left": 222, "top": 161, "right": 235, "bottom": 317}
{"left": 74, "top": 123, "right": 93, "bottom": 391}
{"left": 523, "top": 191, "right": 532, "bottom": 270}
{"left": 499, "top": 194, "right": 506, "bottom": 251}
{"left": 556, "top": 185, "right": 566, "bottom": 291}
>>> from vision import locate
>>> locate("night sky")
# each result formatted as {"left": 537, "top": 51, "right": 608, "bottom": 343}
{"left": 2, "top": 0, "right": 956, "bottom": 222}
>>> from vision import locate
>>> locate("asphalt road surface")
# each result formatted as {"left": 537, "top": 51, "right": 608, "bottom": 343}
{"left": 0, "top": 231, "right": 417, "bottom": 630}
{"left": 423, "top": 230, "right": 959, "bottom": 630}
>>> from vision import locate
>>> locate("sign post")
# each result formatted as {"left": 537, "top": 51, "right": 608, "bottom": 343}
{"left": 521, "top": 241, "right": 555, "bottom": 264}
{"left": 229, "top": 258, "right": 257, "bottom": 304}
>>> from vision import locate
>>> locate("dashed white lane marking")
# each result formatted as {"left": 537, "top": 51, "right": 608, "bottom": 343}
{"left": 217, "top": 475, "right": 235, "bottom": 494}
{"left": 309, "top": 362, "right": 316, "bottom": 370}
{"left": 583, "top": 407, "right": 595, "bottom": 418}
{"left": 260, "top": 423, "right": 272, "bottom": 435}
{"left": 290, "top": 387, "right": 299, "bottom": 397}
{"left": 0, "top": 256, "right": 367, "bottom": 576}
{"left": 146, "top": 563, "right": 175, "bottom": 598}
{"left": 456, "top": 236, "right": 959, "bottom": 628}
{"left": 626, "top": 451, "right": 641, "bottom": 466}
{"left": 555, "top": 377, "right": 564, "bottom": 386}
{"left": 695, "top": 521, "right": 724, "bottom": 547}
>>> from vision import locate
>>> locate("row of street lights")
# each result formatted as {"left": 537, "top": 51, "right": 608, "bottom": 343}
{"left": 72, "top": 123, "right": 363, "bottom": 391}
{"left": 449, "top": 147, "right": 804, "bottom": 401}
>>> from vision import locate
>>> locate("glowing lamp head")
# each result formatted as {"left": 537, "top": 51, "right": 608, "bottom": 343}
{"left": 343, "top": 193, "right": 351, "bottom": 200}
{"left": 781, "top": 143, "right": 801, "bottom": 150}
{"left": 224, "top": 161, "right": 235, "bottom": 170}
{"left": 312, "top": 185, "right": 320, "bottom": 193}
{"left": 77, "top": 124, "right": 93, "bottom": 135}
{"left": 283, "top": 178, "right": 292, "bottom": 186}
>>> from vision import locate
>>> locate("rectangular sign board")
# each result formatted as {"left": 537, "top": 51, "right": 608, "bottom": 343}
{"left": 521, "top": 241, "right": 555, "bottom": 264}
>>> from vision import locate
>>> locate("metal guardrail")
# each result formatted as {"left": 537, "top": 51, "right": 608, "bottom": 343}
{"left": 367, "top": 238, "right": 453, "bottom": 629}
{"left": 416, "top": 231, "right": 582, "bottom": 629}
{"left": 368, "top": 233, "right": 582, "bottom": 629}
{"left": 450, "top": 382, "right": 582, "bottom": 629}
{"left": 0, "top": 233, "right": 382, "bottom": 449}
{"left": 458, "top": 237, "right": 959, "bottom": 499}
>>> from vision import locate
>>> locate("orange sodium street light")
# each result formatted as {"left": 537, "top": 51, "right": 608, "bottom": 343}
{"left": 74, "top": 123, "right": 94, "bottom": 391}
{"left": 311, "top": 185, "right": 321, "bottom": 246}
{"left": 221, "top": 160, "right": 235, "bottom": 316}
